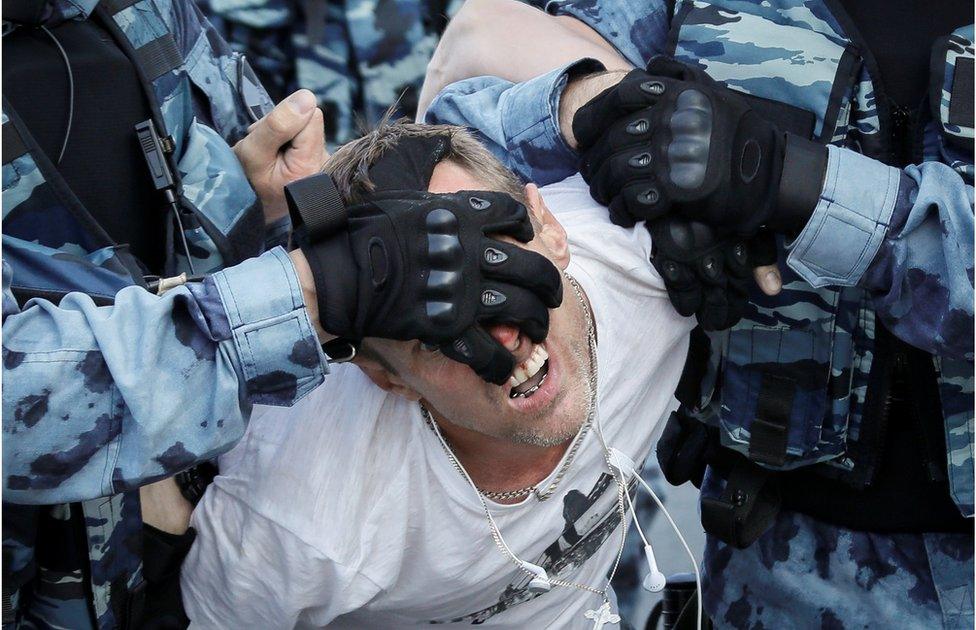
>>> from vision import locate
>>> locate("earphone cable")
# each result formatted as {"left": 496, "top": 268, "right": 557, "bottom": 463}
{"left": 634, "top": 472, "right": 703, "bottom": 630}
{"left": 39, "top": 25, "right": 74, "bottom": 164}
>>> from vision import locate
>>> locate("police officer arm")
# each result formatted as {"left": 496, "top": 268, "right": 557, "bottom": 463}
{"left": 566, "top": 62, "right": 974, "bottom": 360}
{"left": 2, "top": 245, "right": 328, "bottom": 505}
{"left": 788, "top": 151, "right": 974, "bottom": 361}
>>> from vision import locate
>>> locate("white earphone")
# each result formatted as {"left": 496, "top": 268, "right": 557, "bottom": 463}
{"left": 641, "top": 544, "right": 667, "bottom": 592}
{"left": 520, "top": 560, "right": 552, "bottom": 593}
{"left": 606, "top": 445, "right": 702, "bottom": 628}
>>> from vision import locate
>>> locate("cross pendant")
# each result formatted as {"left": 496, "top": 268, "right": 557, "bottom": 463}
{"left": 583, "top": 601, "right": 621, "bottom": 629}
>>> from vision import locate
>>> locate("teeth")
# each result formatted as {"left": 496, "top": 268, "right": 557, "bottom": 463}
{"left": 509, "top": 344, "right": 549, "bottom": 387}
{"left": 512, "top": 366, "right": 529, "bottom": 385}
{"left": 510, "top": 369, "right": 549, "bottom": 399}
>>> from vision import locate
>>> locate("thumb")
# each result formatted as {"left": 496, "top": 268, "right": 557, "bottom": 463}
{"left": 753, "top": 264, "right": 782, "bottom": 296}
{"left": 284, "top": 106, "right": 329, "bottom": 174}
{"left": 236, "top": 89, "right": 317, "bottom": 168}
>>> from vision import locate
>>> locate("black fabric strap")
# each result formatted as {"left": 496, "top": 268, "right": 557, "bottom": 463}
{"left": 775, "top": 133, "right": 828, "bottom": 234}
{"left": 701, "top": 460, "right": 780, "bottom": 549}
{"left": 2, "top": 121, "right": 28, "bottom": 165}
{"left": 739, "top": 91, "right": 816, "bottom": 139}
{"left": 949, "top": 56, "right": 974, "bottom": 128}
{"left": 285, "top": 173, "right": 348, "bottom": 241}
{"left": 100, "top": 0, "right": 141, "bottom": 14}
{"left": 134, "top": 34, "right": 182, "bottom": 81}
{"left": 748, "top": 372, "right": 795, "bottom": 467}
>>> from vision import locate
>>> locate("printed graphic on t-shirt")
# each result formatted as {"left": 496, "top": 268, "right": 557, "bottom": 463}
{"left": 430, "top": 472, "right": 636, "bottom": 624}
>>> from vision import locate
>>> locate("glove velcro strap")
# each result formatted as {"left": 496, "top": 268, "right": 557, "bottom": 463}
{"left": 285, "top": 173, "right": 348, "bottom": 241}
{"left": 774, "top": 133, "right": 827, "bottom": 234}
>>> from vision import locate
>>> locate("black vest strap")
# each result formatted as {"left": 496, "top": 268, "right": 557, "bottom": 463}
{"left": 949, "top": 57, "right": 974, "bottom": 128}
{"left": 2, "top": 120, "right": 28, "bottom": 165}
{"left": 748, "top": 372, "right": 795, "bottom": 467}
{"left": 134, "top": 34, "right": 183, "bottom": 81}
{"left": 100, "top": 0, "right": 140, "bottom": 14}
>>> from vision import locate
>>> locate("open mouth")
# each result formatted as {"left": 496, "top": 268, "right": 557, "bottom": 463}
{"left": 509, "top": 344, "right": 550, "bottom": 399}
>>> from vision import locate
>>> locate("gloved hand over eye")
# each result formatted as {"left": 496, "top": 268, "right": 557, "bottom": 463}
{"left": 573, "top": 57, "right": 825, "bottom": 236}
{"left": 648, "top": 217, "right": 754, "bottom": 331}
{"left": 287, "top": 175, "right": 563, "bottom": 385}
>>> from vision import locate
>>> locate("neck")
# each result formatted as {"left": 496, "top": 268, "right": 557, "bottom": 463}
{"left": 425, "top": 272, "right": 598, "bottom": 503}
{"left": 428, "top": 410, "right": 572, "bottom": 501}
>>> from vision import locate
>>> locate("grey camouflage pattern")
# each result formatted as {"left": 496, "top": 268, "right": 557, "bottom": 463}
{"left": 700, "top": 470, "right": 974, "bottom": 630}
{"left": 198, "top": 0, "right": 464, "bottom": 146}
{"left": 2, "top": 0, "right": 324, "bottom": 626}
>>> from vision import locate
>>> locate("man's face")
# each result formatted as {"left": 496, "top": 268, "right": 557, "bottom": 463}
{"left": 358, "top": 160, "right": 592, "bottom": 447}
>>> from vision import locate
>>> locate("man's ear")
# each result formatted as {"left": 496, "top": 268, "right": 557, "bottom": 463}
{"left": 525, "top": 184, "right": 569, "bottom": 270}
{"left": 354, "top": 357, "right": 422, "bottom": 401}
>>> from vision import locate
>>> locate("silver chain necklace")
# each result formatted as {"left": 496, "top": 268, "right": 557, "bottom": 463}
{"left": 420, "top": 273, "right": 629, "bottom": 623}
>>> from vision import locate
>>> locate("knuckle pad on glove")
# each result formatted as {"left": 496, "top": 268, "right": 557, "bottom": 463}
{"left": 481, "top": 241, "right": 562, "bottom": 307}
{"left": 479, "top": 283, "right": 551, "bottom": 343}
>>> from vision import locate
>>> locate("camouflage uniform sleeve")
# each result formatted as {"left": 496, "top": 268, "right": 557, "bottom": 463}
{"left": 541, "top": 0, "right": 670, "bottom": 67}
{"left": 425, "top": 59, "right": 604, "bottom": 185}
{"left": 786, "top": 146, "right": 974, "bottom": 360}
{"left": 2, "top": 247, "right": 327, "bottom": 504}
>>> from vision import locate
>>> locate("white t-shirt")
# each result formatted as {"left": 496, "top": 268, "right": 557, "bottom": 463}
{"left": 181, "top": 175, "right": 695, "bottom": 629}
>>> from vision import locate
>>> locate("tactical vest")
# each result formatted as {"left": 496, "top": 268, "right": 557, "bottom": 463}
{"left": 666, "top": 2, "right": 974, "bottom": 517}
{"left": 2, "top": 0, "right": 272, "bottom": 625}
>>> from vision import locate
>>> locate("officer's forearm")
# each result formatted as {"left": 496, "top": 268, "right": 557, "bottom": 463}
{"left": 419, "top": 0, "right": 631, "bottom": 119}
{"left": 558, "top": 70, "right": 629, "bottom": 149}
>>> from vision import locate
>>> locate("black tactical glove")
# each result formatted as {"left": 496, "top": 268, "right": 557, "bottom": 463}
{"left": 286, "top": 174, "right": 563, "bottom": 385}
{"left": 648, "top": 217, "right": 754, "bottom": 331}
{"left": 573, "top": 57, "right": 826, "bottom": 236}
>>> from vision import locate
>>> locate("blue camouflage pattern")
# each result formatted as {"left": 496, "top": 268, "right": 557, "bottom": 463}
{"left": 425, "top": 0, "right": 974, "bottom": 626}
{"left": 699, "top": 470, "right": 974, "bottom": 630}
{"left": 1, "top": 0, "right": 328, "bottom": 626}
{"left": 198, "top": 0, "right": 464, "bottom": 146}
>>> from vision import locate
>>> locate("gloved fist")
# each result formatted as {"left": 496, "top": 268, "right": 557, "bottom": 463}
{"left": 574, "top": 58, "right": 794, "bottom": 236}
{"left": 288, "top": 175, "right": 563, "bottom": 385}
{"left": 648, "top": 217, "right": 754, "bottom": 331}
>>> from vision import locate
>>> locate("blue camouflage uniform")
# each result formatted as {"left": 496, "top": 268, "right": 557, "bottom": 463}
{"left": 2, "top": 0, "right": 328, "bottom": 626}
{"left": 424, "top": 2, "right": 975, "bottom": 627}
{"left": 197, "top": 0, "right": 463, "bottom": 146}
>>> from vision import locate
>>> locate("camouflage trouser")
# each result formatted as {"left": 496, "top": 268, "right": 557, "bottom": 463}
{"left": 700, "top": 471, "right": 974, "bottom": 630}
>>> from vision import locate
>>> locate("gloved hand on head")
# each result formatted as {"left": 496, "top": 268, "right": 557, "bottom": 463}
{"left": 286, "top": 173, "right": 563, "bottom": 385}
{"left": 572, "top": 56, "right": 827, "bottom": 238}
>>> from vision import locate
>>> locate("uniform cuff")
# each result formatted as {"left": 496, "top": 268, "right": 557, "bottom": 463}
{"left": 786, "top": 145, "right": 901, "bottom": 287}
{"left": 210, "top": 247, "right": 326, "bottom": 406}
{"left": 502, "top": 58, "right": 605, "bottom": 181}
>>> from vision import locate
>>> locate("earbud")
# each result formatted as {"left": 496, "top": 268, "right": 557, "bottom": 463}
{"left": 607, "top": 447, "right": 637, "bottom": 477}
{"left": 642, "top": 544, "right": 667, "bottom": 593}
{"left": 521, "top": 561, "right": 552, "bottom": 594}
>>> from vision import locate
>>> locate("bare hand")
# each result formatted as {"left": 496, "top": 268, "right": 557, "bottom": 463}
{"left": 234, "top": 89, "right": 328, "bottom": 225}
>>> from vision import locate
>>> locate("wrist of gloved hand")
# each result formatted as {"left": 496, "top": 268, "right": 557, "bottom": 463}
{"left": 771, "top": 133, "right": 828, "bottom": 234}
{"left": 296, "top": 230, "right": 361, "bottom": 339}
